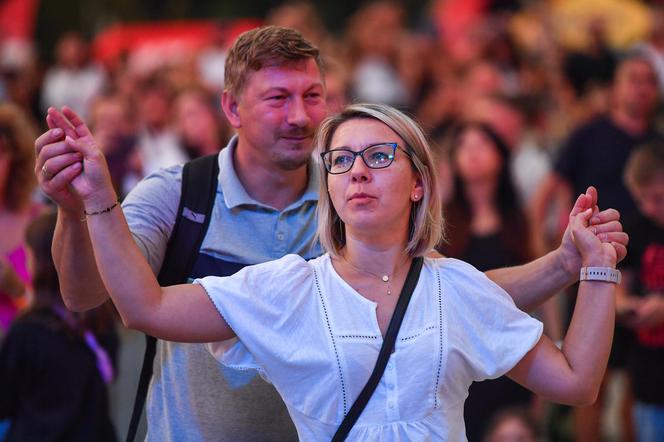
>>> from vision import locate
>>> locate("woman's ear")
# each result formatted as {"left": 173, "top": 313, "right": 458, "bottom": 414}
{"left": 411, "top": 176, "right": 424, "bottom": 202}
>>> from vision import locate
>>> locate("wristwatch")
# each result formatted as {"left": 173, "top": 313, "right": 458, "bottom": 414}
{"left": 579, "top": 267, "right": 621, "bottom": 284}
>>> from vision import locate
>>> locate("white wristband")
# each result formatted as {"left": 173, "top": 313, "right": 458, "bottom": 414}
{"left": 579, "top": 267, "right": 621, "bottom": 284}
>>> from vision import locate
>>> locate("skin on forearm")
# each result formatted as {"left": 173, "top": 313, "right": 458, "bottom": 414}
{"left": 559, "top": 280, "right": 615, "bottom": 400}
{"left": 85, "top": 206, "right": 232, "bottom": 342}
{"left": 86, "top": 207, "right": 163, "bottom": 329}
{"left": 486, "top": 249, "right": 574, "bottom": 313}
{"left": 508, "top": 280, "right": 615, "bottom": 405}
{"left": 53, "top": 208, "right": 110, "bottom": 311}
{"left": 540, "top": 296, "right": 563, "bottom": 341}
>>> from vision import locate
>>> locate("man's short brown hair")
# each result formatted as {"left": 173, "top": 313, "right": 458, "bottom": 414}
{"left": 224, "top": 25, "right": 323, "bottom": 97}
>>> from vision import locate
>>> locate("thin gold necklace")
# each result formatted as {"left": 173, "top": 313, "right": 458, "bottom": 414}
{"left": 341, "top": 253, "right": 409, "bottom": 296}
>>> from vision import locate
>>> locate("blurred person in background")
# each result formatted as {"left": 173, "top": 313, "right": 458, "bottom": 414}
{"left": 321, "top": 56, "right": 351, "bottom": 115}
{"left": 618, "top": 139, "right": 664, "bottom": 442}
{"left": 532, "top": 51, "right": 661, "bottom": 442}
{"left": 437, "top": 122, "right": 537, "bottom": 442}
{"left": 89, "top": 94, "right": 140, "bottom": 200}
{"left": 40, "top": 32, "right": 107, "bottom": 121}
{"left": 0, "top": 103, "right": 42, "bottom": 337}
{"left": 635, "top": 7, "right": 664, "bottom": 96}
{"left": 533, "top": 52, "right": 660, "bottom": 270}
{"left": 0, "top": 210, "right": 118, "bottom": 442}
{"left": 561, "top": 18, "right": 616, "bottom": 116}
{"left": 133, "top": 70, "right": 188, "bottom": 176}
{"left": 464, "top": 94, "right": 561, "bottom": 345}
{"left": 464, "top": 92, "right": 552, "bottom": 258}
{"left": 395, "top": 32, "right": 437, "bottom": 112}
{"left": 345, "top": 0, "right": 412, "bottom": 107}
{"left": 266, "top": 0, "right": 338, "bottom": 56}
{"left": 0, "top": 39, "right": 41, "bottom": 125}
{"left": 416, "top": 62, "right": 463, "bottom": 140}
{"left": 197, "top": 29, "right": 228, "bottom": 95}
{"left": 174, "top": 86, "right": 231, "bottom": 159}
{"left": 465, "top": 94, "right": 552, "bottom": 238}
{"left": 482, "top": 407, "right": 540, "bottom": 442}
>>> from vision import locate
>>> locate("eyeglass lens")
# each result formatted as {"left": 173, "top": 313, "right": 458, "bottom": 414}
{"left": 324, "top": 143, "right": 396, "bottom": 173}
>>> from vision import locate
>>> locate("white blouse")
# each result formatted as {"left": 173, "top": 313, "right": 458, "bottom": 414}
{"left": 197, "top": 254, "right": 543, "bottom": 441}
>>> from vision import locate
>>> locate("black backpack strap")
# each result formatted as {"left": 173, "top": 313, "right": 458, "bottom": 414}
{"left": 331, "top": 257, "right": 424, "bottom": 442}
{"left": 125, "top": 153, "right": 220, "bottom": 442}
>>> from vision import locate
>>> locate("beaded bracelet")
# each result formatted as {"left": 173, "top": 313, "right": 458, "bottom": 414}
{"left": 83, "top": 201, "right": 119, "bottom": 218}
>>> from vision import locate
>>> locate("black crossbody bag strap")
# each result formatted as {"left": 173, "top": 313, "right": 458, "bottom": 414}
{"left": 331, "top": 256, "right": 424, "bottom": 442}
{"left": 125, "top": 153, "right": 220, "bottom": 442}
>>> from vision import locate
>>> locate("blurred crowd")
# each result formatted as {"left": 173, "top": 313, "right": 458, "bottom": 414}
{"left": 1, "top": 0, "right": 664, "bottom": 441}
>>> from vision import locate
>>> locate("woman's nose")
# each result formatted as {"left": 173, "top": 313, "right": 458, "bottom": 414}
{"left": 349, "top": 155, "right": 370, "bottom": 182}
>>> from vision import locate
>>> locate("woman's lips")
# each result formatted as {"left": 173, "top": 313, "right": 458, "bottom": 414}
{"left": 348, "top": 192, "right": 377, "bottom": 202}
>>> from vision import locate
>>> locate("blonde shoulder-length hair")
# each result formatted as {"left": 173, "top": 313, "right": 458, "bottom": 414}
{"left": 315, "top": 103, "right": 444, "bottom": 258}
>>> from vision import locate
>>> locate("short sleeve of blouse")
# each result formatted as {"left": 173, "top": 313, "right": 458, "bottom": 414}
{"left": 438, "top": 258, "right": 543, "bottom": 383}
{"left": 194, "top": 254, "right": 314, "bottom": 375}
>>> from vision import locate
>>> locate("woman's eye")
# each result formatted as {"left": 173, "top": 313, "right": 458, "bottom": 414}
{"left": 333, "top": 154, "right": 353, "bottom": 166}
{"left": 370, "top": 151, "right": 390, "bottom": 162}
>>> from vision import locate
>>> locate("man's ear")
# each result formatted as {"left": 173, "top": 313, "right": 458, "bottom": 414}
{"left": 221, "top": 90, "right": 242, "bottom": 129}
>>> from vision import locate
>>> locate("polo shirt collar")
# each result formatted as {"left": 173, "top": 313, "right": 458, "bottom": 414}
{"left": 218, "top": 136, "right": 320, "bottom": 210}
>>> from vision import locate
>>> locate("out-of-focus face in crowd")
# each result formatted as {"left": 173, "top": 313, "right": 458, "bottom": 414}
{"left": 55, "top": 33, "right": 88, "bottom": 69}
{"left": 631, "top": 173, "right": 664, "bottom": 228}
{"left": 454, "top": 126, "right": 504, "bottom": 183}
{"left": 485, "top": 415, "right": 537, "bottom": 442}
{"left": 348, "top": 1, "right": 404, "bottom": 58}
{"left": 465, "top": 97, "right": 523, "bottom": 149}
{"left": 91, "top": 96, "right": 134, "bottom": 151}
{"left": 613, "top": 57, "right": 660, "bottom": 120}
{"left": 175, "top": 90, "right": 224, "bottom": 156}
{"left": 137, "top": 77, "right": 174, "bottom": 131}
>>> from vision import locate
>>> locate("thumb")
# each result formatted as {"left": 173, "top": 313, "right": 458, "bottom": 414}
{"left": 570, "top": 193, "right": 590, "bottom": 216}
{"left": 571, "top": 207, "right": 593, "bottom": 238}
{"left": 575, "top": 207, "right": 593, "bottom": 227}
{"left": 64, "top": 135, "right": 97, "bottom": 158}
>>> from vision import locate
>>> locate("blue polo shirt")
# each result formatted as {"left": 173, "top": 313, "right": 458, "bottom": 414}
{"left": 122, "top": 136, "right": 322, "bottom": 441}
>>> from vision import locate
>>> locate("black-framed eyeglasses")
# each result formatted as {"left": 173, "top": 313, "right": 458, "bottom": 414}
{"left": 320, "top": 142, "right": 411, "bottom": 174}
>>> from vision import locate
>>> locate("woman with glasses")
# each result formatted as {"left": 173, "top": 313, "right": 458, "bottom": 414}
{"left": 44, "top": 103, "right": 623, "bottom": 441}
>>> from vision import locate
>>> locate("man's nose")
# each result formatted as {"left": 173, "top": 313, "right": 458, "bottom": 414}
{"left": 287, "top": 97, "right": 311, "bottom": 127}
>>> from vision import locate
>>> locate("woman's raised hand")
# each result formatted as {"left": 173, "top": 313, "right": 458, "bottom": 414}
{"left": 555, "top": 187, "right": 628, "bottom": 279}
{"left": 35, "top": 107, "right": 116, "bottom": 213}
{"left": 569, "top": 201, "right": 618, "bottom": 269}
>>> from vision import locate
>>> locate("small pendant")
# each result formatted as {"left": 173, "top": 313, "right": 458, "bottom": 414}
{"left": 382, "top": 275, "right": 389, "bottom": 282}
{"left": 387, "top": 288, "right": 392, "bottom": 295}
